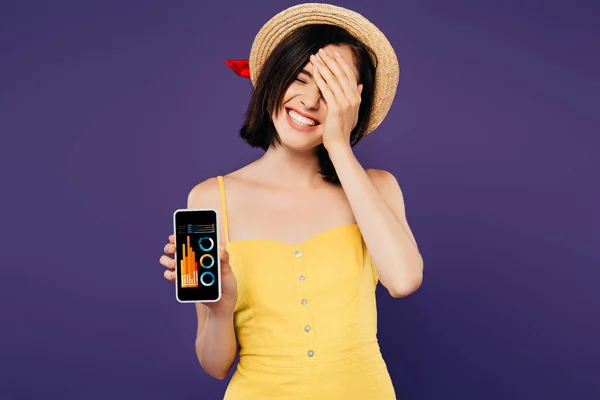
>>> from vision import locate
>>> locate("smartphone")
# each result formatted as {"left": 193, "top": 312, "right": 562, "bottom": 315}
{"left": 172, "top": 209, "right": 221, "bottom": 303}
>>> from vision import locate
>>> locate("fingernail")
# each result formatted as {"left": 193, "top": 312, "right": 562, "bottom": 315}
{"left": 318, "top": 48, "right": 325, "bottom": 55}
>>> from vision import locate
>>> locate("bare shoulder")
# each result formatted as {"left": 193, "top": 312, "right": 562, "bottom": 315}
{"left": 365, "top": 167, "right": 409, "bottom": 217}
{"left": 187, "top": 177, "right": 222, "bottom": 209}
{"left": 187, "top": 162, "right": 258, "bottom": 208}
{"left": 186, "top": 176, "right": 230, "bottom": 246}
{"left": 365, "top": 168, "right": 400, "bottom": 191}
{"left": 365, "top": 168, "right": 419, "bottom": 248}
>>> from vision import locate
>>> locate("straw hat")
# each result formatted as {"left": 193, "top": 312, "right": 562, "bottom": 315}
{"left": 227, "top": 3, "right": 399, "bottom": 135}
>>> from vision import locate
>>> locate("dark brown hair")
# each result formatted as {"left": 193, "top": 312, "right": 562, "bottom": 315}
{"left": 239, "top": 24, "right": 377, "bottom": 184}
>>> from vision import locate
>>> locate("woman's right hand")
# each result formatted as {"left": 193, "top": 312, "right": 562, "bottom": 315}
{"left": 160, "top": 235, "right": 238, "bottom": 314}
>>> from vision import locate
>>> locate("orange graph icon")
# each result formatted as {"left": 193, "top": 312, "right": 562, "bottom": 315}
{"left": 180, "top": 235, "right": 198, "bottom": 288}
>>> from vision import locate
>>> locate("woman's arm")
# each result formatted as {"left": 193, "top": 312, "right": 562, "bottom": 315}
{"left": 328, "top": 144, "right": 423, "bottom": 298}
{"left": 188, "top": 179, "right": 238, "bottom": 379}
{"left": 310, "top": 47, "right": 422, "bottom": 298}
{"left": 194, "top": 305, "right": 237, "bottom": 380}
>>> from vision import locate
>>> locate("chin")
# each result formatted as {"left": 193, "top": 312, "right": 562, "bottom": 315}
{"left": 278, "top": 131, "right": 323, "bottom": 151}
{"left": 274, "top": 107, "right": 323, "bottom": 151}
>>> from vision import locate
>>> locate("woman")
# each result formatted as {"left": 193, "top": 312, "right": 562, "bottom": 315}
{"left": 159, "top": 3, "right": 423, "bottom": 399}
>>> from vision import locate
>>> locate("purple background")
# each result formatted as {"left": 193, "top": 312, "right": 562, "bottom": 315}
{"left": 1, "top": 0, "right": 598, "bottom": 399}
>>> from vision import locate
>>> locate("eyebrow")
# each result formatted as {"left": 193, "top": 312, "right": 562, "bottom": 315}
{"left": 299, "top": 68, "right": 313, "bottom": 79}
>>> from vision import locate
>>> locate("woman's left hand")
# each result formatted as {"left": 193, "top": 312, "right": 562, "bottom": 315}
{"left": 310, "top": 48, "right": 363, "bottom": 152}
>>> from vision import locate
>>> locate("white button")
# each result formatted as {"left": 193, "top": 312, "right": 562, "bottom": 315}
{"left": 301, "top": 298, "right": 308, "bottom": 306}
{"left": 304, "top": 325, "right": 311, "bottom": 332}
{"left": 307, "top": 350, "right": 314, "bottom": 357}
{"left": 298, "top": 274, "right": 305, "bottom": 282}
{"left": 294, "top": 250, "right": 302, "bottom": 258}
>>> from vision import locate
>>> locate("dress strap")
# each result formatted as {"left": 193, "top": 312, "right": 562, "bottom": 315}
{"left": 216, "top": 175, "right": 230, "bottom": 243}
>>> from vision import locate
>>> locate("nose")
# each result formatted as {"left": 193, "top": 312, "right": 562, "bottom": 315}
{"left": 300, "top": 85, "right": 321, "bottom": 110}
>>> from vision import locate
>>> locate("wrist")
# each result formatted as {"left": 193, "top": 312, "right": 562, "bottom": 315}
{"left": 207, "top": 304, "right": 235, "bottom": 320}
{"left": 325, "top": 142, "right": 353, "bottom": 160}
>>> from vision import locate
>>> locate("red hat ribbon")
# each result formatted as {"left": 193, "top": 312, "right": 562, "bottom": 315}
{"left": 225, "top": 59, "right": 250, "bottom": 79}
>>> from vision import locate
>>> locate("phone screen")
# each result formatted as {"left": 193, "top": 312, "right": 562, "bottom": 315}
{"left": 173, "top": 209, "right": 221, "bottom": 302}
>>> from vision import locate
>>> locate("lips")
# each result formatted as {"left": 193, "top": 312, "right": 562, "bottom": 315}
{"left": 285, "top": 107, "right": 321, "bottom": 125}
{"left": 285, "top": 109, "right": 320, "bottom": 132}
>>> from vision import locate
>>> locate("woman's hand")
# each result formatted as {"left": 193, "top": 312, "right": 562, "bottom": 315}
{"left": 310, "top": 48, "right": 363, "bottom": 152}
{"left": 160, "top": 235, "right": 238, "bottom": 314}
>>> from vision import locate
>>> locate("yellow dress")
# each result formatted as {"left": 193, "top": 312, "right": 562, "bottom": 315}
{"left": 217, "top": 176, "right": 396, "bottom": 399}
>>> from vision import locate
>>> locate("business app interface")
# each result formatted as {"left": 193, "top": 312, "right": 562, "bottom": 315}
{"left": 174, "top": 210, "right": 219, "bottom": 302}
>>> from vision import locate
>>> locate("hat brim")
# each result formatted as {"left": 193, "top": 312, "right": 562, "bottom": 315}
{"left": 249, "top": 3, "right": 399, "bottom": 135}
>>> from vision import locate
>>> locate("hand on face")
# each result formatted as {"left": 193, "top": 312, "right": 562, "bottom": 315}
{"left": 309, "top": 48, "right": 363, "bottom": 151}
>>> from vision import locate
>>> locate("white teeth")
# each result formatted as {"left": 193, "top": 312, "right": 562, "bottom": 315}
{"left": 288, "top": 109, "right": 316, "bottom": 126}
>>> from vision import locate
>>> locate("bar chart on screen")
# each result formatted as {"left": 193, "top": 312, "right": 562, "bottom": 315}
{"left": 181, "top": 235, "right": 199, "bottom": 288}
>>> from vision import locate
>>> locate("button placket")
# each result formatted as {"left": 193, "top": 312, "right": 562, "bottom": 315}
{"left": 293, "top": 247, "right": 315, "bottom": 361}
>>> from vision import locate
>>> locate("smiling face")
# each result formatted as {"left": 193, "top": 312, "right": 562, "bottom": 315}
{"left": 271, "top": 44, "right": 360, "bottom": 152}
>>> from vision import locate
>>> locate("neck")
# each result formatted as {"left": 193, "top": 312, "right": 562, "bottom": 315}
{"left": 254, "top": 144, "right": 323, "bottom": 189}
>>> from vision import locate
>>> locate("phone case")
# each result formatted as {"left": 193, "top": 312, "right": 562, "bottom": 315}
{"left": 172, "top": 208, "right": 222, "bottom": 303}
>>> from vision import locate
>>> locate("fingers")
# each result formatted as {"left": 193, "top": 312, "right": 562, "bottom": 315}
{"left": 161, "top": 238, "right": 176, "bottom": 282}
{"left": 311, "top": 53, "right": 348, "bottom": 108}
{"left": 331, "top": 50, "right": 358, "bottom": 86}
{"left": 318, "top": 49, "right": 354, "bottom": 90}
{"left": 164, "top": 269, "right": 176, "bottom": 283}
{"left": 327, "top": 49, "right": 361, "bottom": 104}
{"left": 164, "top": 241, "right": 175, "bottom": 254}
{"left": 220, "top": 246, "right": 230, "bottom": 268}
{"left": 160, "top": 254, "right": 175, "bottom": 270}
{"left": 312, "top": 49, "right": 361, "bottom": 107}
{"left": 311, "top": 62, "right": 338, "bottom": 112}
{"left": 220, "top": 245, "right": 229, "bottom": 262}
